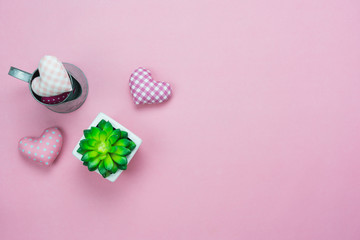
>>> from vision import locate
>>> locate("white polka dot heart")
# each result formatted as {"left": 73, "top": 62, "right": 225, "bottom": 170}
{"left": 18, "top": 127, "right": 63, "bottom": 166}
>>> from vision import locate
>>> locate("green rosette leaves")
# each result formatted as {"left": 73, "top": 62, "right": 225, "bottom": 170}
{"left": 97, "top": 119, "right": 107, "bottom": 130}
{"left": 77, "top": 120, "right": 136, "bottom": 178}
{"left": 107, "top": 129, "right": 121, "bottom": 145}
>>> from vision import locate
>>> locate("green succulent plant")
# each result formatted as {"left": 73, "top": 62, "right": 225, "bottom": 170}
{"left": 77, "top": 119, "right": 136, "bottom": 178}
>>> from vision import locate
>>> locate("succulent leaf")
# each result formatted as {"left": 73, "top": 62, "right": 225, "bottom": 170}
{"left": 104, "top": 154, "right": 114, "bottom": 171}
{"left": 128, "top": 141, "right": 136, "bottom": 151}
{"left": 98, "top": 160, "right": 107, "bottom": 176}
{"left": 113, "top": 138, "right": 130, "bottom": 148}
{"left": 87, "top": 139, "right": 98, "bottom": 147}
{"left": 97, "top": 119, "right": 107, "bottom": 130}
{"left": 110, "top": 163, "right": 119, "bottom": 173}
{"left": 77, "top": 147, "right": 87, "bottom": 155}
{"left": 103, "top": 171, "right": 111, "bottom": 178}
{"left": 119, "top": 164, "right": 127, "bottom": 170}
{"left": 103, "top": 122, "right": 114, "bottom": 136}
{"left": 108, "top": 129, "right": 121, "bottom": 145}
{"left": 120, "top": 131, "right": 128, "bottom": 139}
{"left": 81, "top": 151, "right": 99, "bottom": 162}
{"left": 110, "top": 146, "right": 131, "bottom": 156}
{"left": 90, "top": 127, "right": 101, "bottom": 140}
{"left": 84, "top": 129, "right": 92, "bottom": 139}
{"left": 110, "top": 154, "right": 127, "bottom": 165}
{"left": 99, "top": 130, "right": 107, "bottom": 142}
{"left": 80, "top": 139, "right": 97, "bottom": 150}
{"left": 88, "top": 157, "right": 101, "bottom": 171}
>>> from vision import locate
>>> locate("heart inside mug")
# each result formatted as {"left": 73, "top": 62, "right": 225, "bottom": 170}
{"left": 30, "top": 69, "right": 82, "bottom": 105}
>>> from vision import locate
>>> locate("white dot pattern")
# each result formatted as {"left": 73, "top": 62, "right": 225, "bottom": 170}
{"left": 18, "top": 127, "right": 63, "bottom": 166}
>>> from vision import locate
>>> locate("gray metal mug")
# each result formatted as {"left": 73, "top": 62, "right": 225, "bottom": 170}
{"left": 8, "top": 63, "right": 88, "bottom": 113}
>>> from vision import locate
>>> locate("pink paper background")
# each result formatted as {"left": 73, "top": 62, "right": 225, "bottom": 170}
{"left": 1, "top": 0, "right": 360, "bottom": 239}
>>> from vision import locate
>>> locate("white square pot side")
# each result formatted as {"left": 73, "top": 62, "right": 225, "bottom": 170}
{"left": 72, "top": 112, "right": 142, "bottom": 182}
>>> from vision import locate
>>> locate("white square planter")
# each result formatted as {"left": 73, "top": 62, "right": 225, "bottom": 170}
{"left": 72, "top": 112, "right": 142, "bottom": 182}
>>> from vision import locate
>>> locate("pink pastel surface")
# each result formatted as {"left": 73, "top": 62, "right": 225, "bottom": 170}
{"left": 1, "top": 1, "right": 360, "bottom": 240}
{"left": 18, "top": 127, "right": 63, "bottom": 166}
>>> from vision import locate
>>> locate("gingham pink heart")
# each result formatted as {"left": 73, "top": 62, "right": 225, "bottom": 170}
{"left": 129, "top": 67, "right": 172, "bottom": 105}
{"left": 31, "top": 56, "right": 72, "bottom": 97}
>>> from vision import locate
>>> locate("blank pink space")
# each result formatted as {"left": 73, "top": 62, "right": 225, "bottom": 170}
{"left": 1, "top": 1, "right": 360, "bottom": 239}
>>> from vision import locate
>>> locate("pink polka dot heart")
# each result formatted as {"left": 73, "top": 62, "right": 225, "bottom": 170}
{"left": 18, "top": 127, "right": 63, "bottom": 166}
{"left": 129, "top": 67, "right": 172, "bottom": 105}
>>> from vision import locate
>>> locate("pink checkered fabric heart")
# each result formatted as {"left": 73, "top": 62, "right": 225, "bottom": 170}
{"left": 31, "top": 56, "right": 72, "bottom": 97}
{"left": 129, "top": 67, "right": 172, "bottom": 105}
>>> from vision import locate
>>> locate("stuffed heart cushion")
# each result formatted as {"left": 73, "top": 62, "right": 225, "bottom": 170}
{"left": 31, "top": 55, "right": 73, "bottom": 97}
{"left": 18, "top": 127, "right": 63, "bottom": 166}
{"left": 129, "top": 67, "right": 172, "bottom": 105}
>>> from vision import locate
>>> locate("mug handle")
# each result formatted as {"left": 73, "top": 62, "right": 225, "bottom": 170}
{"left": 8, "top": 67, "right": 32, "bottom": 83}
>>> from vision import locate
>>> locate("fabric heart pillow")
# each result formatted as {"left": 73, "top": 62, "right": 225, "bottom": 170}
{"left": 31, "top": 56, "right": 73, "bottom": 104}
{"left": 18, "top": 127, "right": 63, "bottom": 166}
{"left": 129, "top": 67, "right": 172, "bottom": 105}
